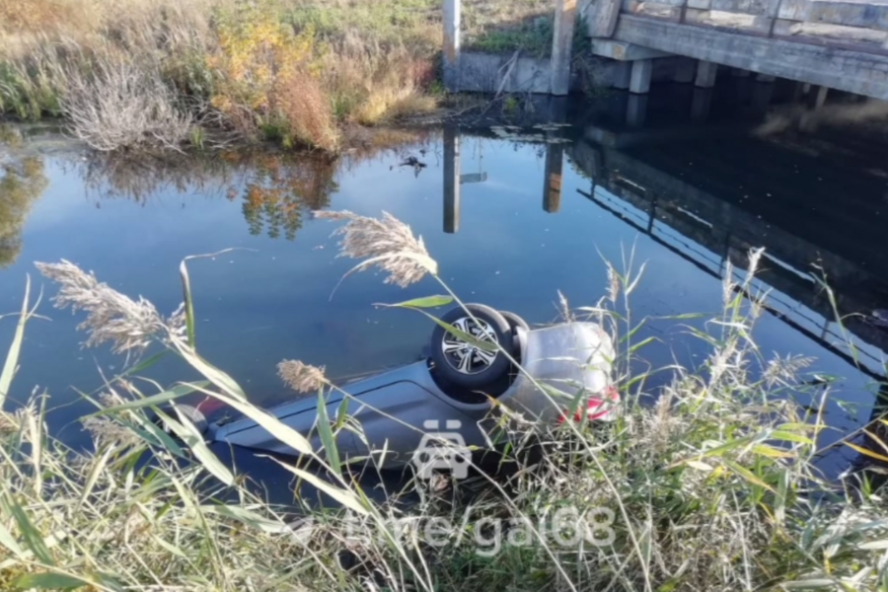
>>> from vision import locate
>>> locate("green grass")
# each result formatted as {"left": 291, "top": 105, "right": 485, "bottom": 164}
{"left": 1, "top": 212, "right": 887, "bottom": 591}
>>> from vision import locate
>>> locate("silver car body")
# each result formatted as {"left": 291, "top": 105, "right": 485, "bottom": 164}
{"left": 208, "top": 321, "right": 614, "bottom": 467}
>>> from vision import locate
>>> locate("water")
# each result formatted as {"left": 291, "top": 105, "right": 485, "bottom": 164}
{"left": 2, "top": 81, "right": 887, "bottom": 481}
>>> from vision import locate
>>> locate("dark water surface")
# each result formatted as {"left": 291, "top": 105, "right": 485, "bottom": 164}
{"left": 3, "top": 82, "right": 888, "bottom": 481}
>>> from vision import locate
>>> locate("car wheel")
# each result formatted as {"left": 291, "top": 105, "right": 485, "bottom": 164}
{"left": 431, "top": 304, "right": 513, "bottom": 389}
{"left": 499, "top": 311, "right": 529, "bottom": 359}
{"left": 499, "top": 311, "right": 529, "bottom": 334}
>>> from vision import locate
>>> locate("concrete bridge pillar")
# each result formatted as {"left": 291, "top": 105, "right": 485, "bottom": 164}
{"left": 629, "top": 59, "right": 653, "bottom": 94}
{"left": 613, "top": 62, "right": 631, "bottom": 89}
{"left": 814, "top": 85, "right": 830, "bottom": 109}
{"left": 695, "top": 61, "right": 718, "bottom": 88}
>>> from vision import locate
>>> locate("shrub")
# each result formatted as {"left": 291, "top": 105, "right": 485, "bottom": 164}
{"left": 62, "top": 59, "right": 194, "bottom": 152}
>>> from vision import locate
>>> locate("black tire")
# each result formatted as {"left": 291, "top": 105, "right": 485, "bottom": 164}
{"left": 431, "top": 304, "right": 512, "bottom": 389}
{"left": 499, "top": 311, "right": 529, "bottom": 334}
{"left": 499, "top": 311, "right": 529, "bottom": 359}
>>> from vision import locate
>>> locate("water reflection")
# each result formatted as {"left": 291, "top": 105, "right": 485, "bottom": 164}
{"left": 2, "top": 86, "right": 888, "bottom": 480}
{"left": 0, "top": 148, "right": 47, "bottom": 268}
{"left": 238, "top": 153, "right": 337, "bottom": 240}
{"left": 77, "top": 131, "right": 438, "bottom": 242}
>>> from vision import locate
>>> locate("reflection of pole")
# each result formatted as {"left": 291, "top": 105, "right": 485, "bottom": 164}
{"left": 543, "top": 98, "right": 567, "bottom": 213}
{"left": 443, "top": 127, "right": 461, "bottom": 233}
{"left": 543, "top": 142, "right": 564, "bottom": 213}
{"left": 626, "top": 93, "right": 648, "bottom": 128}
{"left": 691, "top": 87, "right": 713, "bottom": 123}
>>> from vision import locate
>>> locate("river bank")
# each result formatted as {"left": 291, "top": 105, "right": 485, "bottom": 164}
{"left": 0, "top": 0, "right": 566, "bottom": 154}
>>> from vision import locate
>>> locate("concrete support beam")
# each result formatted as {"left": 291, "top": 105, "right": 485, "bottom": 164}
{"left": 613, "top": 61, "right": 632, "bottom": 89}
{"left": 674, "top": 58, "right": 697, "bottom": 83}
{"left": 814, "top": 85, "right": 829, "bottom": 108}
{"left": 592, "top": 39, "right": 672, "bottom": 60}
{"left": 612, "top": 14, "right": 888, "bottom": 100}
{"left": 551, "top": 0, "right": 578, "bottom": 96}
{"left": 695, "top": 61, "right": 719, "bottom": 88}
{"left": 443, "top": 0, "right": 461, "bottom": 91}
{"left": 630, "top": 58, "right": 653, "bottom": 94}
{"left": 443, "top": 127, "right": 460, "bottom": 234}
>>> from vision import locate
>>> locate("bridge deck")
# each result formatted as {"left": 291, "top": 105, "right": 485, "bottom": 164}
{"left": 587, "top": 0, "right": 888, "bottom": 99}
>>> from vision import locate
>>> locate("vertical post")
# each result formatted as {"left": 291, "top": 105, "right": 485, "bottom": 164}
{"left": 629, "top": 59, "right": 652, "bottom": 94}
{"left": 695, "top": 61, "right": 718, "bottom": 88}
{"left": 551, "top": 0, "right": 578, "bottom": 95}
{"left": 813, "top": 85, "right": 829, "bottom": 109}
{"left": 443, "top": 127, "right": 461, "bottom": 234}
{"left": 443, "top": 0, "right": 461, "bottom": 92}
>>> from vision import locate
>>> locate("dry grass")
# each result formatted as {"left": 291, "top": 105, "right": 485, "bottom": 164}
{"left": 63, "top": 59, "right": 194, "bottom": 152}
{"left": 35, "top": 260, "right": 186, "bottom": 356}
{"left": 0, "top": 0, "right": 566, "bottom": 152}
{"left": 314, "top": 209, "right": 437, "bottom": 287}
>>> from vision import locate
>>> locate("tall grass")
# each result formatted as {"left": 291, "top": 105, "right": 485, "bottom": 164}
{"left": 1, "top": 211, "right": 887, "bottom": 591}
{"left": 0, "top": 0, "right": 444, "bottom": 152}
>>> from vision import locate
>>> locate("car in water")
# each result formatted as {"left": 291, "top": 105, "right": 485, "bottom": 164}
{"left": 178, "top": 304, "right": 617, "bottom": 471}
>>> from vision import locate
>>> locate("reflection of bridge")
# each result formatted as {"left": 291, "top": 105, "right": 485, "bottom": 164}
{"left": 442, "top": 92, "right": 888, "bottom": 378}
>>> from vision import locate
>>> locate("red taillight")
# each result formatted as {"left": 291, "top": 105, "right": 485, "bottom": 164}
{"left": 558, "top": 385, "right": 620, "bottom": 424}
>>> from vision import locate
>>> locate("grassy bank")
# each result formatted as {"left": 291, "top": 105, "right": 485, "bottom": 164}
{"left": 0, "top": 0, "right": 561, "bottom": 154}
{"left": 1, "top": 211, "right": 887, "bottom": 591}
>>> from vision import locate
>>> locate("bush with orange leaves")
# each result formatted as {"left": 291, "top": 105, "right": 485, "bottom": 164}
{"left": 209, "top": 3, "right": 339, "bottom": 151}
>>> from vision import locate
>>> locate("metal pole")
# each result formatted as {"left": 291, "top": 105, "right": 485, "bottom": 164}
{"left": 443, "top": 0, "right": 461, "bottom": 91}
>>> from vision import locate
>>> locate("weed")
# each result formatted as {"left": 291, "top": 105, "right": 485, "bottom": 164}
{"left": 1, "top": 210, "right": 886, "bottom": 591}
